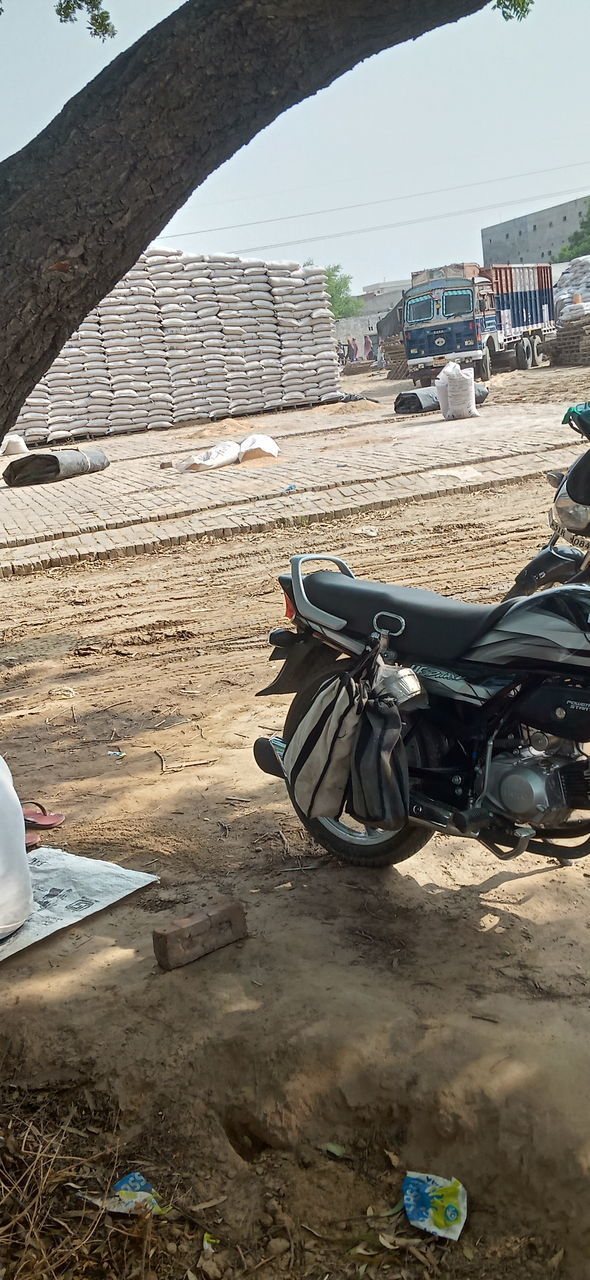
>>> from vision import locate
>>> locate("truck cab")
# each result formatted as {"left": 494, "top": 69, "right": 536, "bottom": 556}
{"left": 403, "top": 275, "right": 496, "bottom": 385}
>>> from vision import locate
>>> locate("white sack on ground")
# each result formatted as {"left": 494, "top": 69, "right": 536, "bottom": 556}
{"left": 0, "top": 435, "right": 29, "bottom": 456}
{"left": 444, "top": 363, "right": 479, "bottom": 420}
{"left": 238, "top": 434, "right": 280, "bottom": 461}
{"left": 175, "top": 440, "right": 240, "bottom": 471}
{"left": 434, "top": 365, "right": 452, "bottom": 419}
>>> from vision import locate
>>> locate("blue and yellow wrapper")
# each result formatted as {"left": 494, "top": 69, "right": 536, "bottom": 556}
{"left": 403, "top": 1171, "right": 467, "bottom": 1241}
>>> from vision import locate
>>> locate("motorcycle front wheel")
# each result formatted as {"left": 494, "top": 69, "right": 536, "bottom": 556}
{"left": 282, "top": 671, "right": 437, "bottom": 868}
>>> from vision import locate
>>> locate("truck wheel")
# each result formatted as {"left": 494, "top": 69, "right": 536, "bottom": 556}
{"left": 477, "top": 346, "right": 491, "bottom": 381}
{"left": 419, "top": 376, "right": 432, "bottom": 387}
{"left": 515, "top": 337, "right": 533, "bottom": 370}
{"left": 531, "top": 335, "right": 543, "bottom": 367}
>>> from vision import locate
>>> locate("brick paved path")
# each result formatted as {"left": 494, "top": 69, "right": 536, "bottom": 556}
{"left": 0, "top": 400, "right": 575, "bottom": 575}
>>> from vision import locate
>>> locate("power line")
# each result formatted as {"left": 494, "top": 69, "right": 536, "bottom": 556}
{"left": 187, "top": 171, "right": 383, "bottom": 211}
{"left": 164, "top": 160, "right": 590, "bottom": 240}
{"left": 231, "top": 183, "right": 590, "bottom": 255}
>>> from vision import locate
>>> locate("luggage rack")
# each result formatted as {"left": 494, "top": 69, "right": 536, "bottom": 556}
{"left": 290, "top": 554, "right": 355, "bottom": 631}
{"left": 290, "top": 557, "right": 410, "bottom": 650}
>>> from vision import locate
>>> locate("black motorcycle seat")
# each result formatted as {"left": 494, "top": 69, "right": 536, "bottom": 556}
{"left": 300, "top": 571, "right": 513, "bottom": 663}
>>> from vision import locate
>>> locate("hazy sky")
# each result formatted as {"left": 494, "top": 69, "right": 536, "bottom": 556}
{"left": 1, "top": 0, "right": 588, "bottom": 290}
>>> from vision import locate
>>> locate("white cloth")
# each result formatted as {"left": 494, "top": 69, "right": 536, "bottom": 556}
{"left": 0, "top": 756, "right": 33, "bottom": 939}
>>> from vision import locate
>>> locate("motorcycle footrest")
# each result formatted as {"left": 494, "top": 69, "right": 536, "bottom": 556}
{"left": 409, "top": 793, "right": 455, "bottom": 831}
{"left": 253, "top": 736, "right": 286, "bottom": 779}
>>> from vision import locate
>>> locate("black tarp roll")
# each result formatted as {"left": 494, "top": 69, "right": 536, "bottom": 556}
{"left": 3, "top": 448, "right": 110, "bottom": 487}
{"left": 394, "top": 383, "right": 489, "bottom": 415}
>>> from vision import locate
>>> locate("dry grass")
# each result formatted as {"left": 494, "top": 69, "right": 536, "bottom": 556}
{"left": 0, "top": 1090, "right": 158, "bottom": 1280}
{"left": 0, "top": 1086, "right": 566, "bottom": 1280}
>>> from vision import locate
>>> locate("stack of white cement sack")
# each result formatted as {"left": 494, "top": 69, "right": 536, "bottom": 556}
{"left": 16, "top": 249, "right": 341, "bottom": 447}
{"left": 554, "top": 256, "right": 590, "bottom": 324}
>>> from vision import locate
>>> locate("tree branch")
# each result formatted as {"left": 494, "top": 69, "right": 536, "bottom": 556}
{"left": 0, "top": 0, "right": 490, "bottom": 434}
{"left": 55, "top": 1, "right": 116, "bottom": 40}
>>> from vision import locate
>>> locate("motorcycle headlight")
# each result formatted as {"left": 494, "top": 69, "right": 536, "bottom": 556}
{"left": 553, "top": 491, "right": 590, "bottom": 532}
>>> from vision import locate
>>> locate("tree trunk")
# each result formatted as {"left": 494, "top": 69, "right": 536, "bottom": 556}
{"left": 0, "top": 0, "right": 487, "bottom": 437}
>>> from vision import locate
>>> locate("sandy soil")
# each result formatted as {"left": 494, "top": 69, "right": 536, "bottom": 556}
{"left": 0, "top": 475, "right": 587, "bottom": 1278}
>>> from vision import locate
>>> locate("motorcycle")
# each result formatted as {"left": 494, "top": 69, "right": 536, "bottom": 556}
{"left": 254, "top": 553, "right": 590, "bottom": 868}
{"left": 504, "top": 405, "right": 590, "bottom": 599}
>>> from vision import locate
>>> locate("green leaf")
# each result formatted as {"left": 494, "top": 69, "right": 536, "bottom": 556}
{"left": 493, "top": 0, "right": 534, "bottom": 19}
{"left": 55, "top": 0, "right": 115, "bottom": 38}
{"left": 319, "top": 1141, "right": 347, "bottom": 1158}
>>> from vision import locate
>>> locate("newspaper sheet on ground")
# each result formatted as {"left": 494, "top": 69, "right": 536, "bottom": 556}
{"left": 0, "top": 846, "right": 157, "bottom": 962}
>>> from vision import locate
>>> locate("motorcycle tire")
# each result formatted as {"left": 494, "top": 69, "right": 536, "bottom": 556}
{"left": 282, "top": 669, "right": 437, "bottom": 868}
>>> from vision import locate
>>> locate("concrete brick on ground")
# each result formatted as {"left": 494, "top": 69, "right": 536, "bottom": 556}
{"left": 152, "top": 899, "right": 248, "bottom": 970}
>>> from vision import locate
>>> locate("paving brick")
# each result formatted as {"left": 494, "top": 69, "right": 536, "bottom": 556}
{"left": 2, "top": 403, "right": 581, "bottom": 573}
{"left": 152, "top": 899, "right": 247, "bottom": 970}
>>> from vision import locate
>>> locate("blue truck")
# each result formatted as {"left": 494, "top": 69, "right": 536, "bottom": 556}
{"left": 402, "top": 261, "right": 555, "bottom": 386}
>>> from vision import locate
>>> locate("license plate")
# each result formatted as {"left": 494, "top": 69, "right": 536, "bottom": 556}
{"left": 549, "top": 513, "right": 590, "bottom": 549}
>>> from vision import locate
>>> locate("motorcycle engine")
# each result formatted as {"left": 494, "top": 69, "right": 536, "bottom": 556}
{"left": 485, "top": 741, "right": 590, "bottom": 827}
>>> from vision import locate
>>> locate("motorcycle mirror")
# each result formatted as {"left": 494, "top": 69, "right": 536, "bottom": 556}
{"left": 546, "top": 470, "right": 565, "bottom": 489}
{"left": 570, "top": 420, "right": 590, "bottom": 442}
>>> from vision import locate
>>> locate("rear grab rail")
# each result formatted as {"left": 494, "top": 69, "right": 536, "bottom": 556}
{"left": 290, "top": 554, "right": 355, "bottom": 631}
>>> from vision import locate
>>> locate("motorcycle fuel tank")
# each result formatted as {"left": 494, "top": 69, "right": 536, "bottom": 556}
{"left": 465, "top": 585, "right": 590, "bottom": 670}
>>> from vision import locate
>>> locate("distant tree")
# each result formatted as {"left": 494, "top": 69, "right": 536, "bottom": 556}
{"left": 557, "top": 202, "right": 590, "bottom": 262}
{"left": 324, "top": 265, "right": 364, "bottom": 319}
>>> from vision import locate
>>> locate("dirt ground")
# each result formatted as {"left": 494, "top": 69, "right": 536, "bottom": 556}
{"left": 348, "top": 361, "right": 587, "bottom": 409}
{"left": 1, "top": 472, "right": 589, "bottom": 1279}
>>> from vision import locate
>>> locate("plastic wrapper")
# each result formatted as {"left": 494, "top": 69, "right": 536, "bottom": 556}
{"left": 403, "top": 1171, "right": 467, "bottom": 1241}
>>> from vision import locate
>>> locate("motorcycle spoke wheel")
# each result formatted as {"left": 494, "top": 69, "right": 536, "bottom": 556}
{"left": 282, "top": 669, "right": 440, "bottom": 868}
